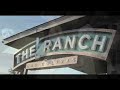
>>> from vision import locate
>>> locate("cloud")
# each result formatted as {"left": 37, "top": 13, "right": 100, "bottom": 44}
{"left": 0, "top": 66, "right": 10, "bottom": 74}
{"left": 0, "top": 53, "right": 14, "bottom": 74}
{"left": 2, "top": 47, "right": 18, "bottom": 54}
{"left": 1, "top": 28, "right": 15, "bottom": 39}
{"left": 0, "top": 38, "right": 16, "bottom": 74}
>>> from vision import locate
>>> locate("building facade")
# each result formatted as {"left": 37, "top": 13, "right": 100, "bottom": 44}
{"left": 3, "top": 16, "right": 120, "bottom": 74}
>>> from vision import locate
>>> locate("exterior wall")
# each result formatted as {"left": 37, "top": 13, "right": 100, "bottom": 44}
{"left": 88, "top": 16, "right": 120, "bottom": 74}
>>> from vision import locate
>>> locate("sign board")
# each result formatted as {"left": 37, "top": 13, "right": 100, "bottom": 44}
{"left": 26, "top": 56, "right": 78, "bottom": 69}
{"left": 13, "top": 28, "right": 116, "bottom": 70}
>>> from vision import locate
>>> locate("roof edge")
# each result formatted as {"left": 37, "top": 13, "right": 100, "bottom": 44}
{"left": 3, "top": 16, "right": 85, "bottom": 45}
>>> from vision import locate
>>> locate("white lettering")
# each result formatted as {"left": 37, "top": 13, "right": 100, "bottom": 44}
{"left": 22, "top": 49, "right": 29, "bottom": 61}
{"left": 64, "top": 35, "right": 76, "bottom": 49}
{"left": 16, "top": 53, "right": 21, "bottom": 64}
{"left": 52, "top": 37, "right": 62, "bottom": 50}
{"left": 44, "top": 40, "right": 52, "bottom": 52}
{"left": 30, "top": 45, "right": 36, "bottom": 57}
{"left": 91, "top": 35, "right": 107, "bottom": 52}
{"left": 78, "top": 34, "right": 91, "bottom": 49}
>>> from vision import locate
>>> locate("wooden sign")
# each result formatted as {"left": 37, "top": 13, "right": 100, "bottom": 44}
{"left": 26, "top": 56, "right": 78, "bottom": 69}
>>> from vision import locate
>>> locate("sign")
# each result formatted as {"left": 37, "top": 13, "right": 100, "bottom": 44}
{"left": 13, "top": 28, "right": 116, "bottom": 70}
{"left": 26, "top": 56, "right": 78, "bottom": 69}
{"left": 36, "top": 28, "right": 116, "bottom": 60}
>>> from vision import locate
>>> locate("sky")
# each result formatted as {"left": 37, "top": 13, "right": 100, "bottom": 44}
{"left": 0, "top": 16, "right": 86, "bottom": 74}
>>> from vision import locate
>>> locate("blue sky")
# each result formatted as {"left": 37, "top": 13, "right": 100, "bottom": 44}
{"left": 0, "top": 16, "right": 86, "bottom": 74}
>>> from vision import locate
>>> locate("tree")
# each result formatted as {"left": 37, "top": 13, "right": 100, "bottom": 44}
{"left": 8, "top": 68, "right": 15, "bottom": 74}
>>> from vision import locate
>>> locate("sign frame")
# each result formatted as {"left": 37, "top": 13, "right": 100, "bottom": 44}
{"left": 13, "top": 28, "right": 116, "bottom": 71}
